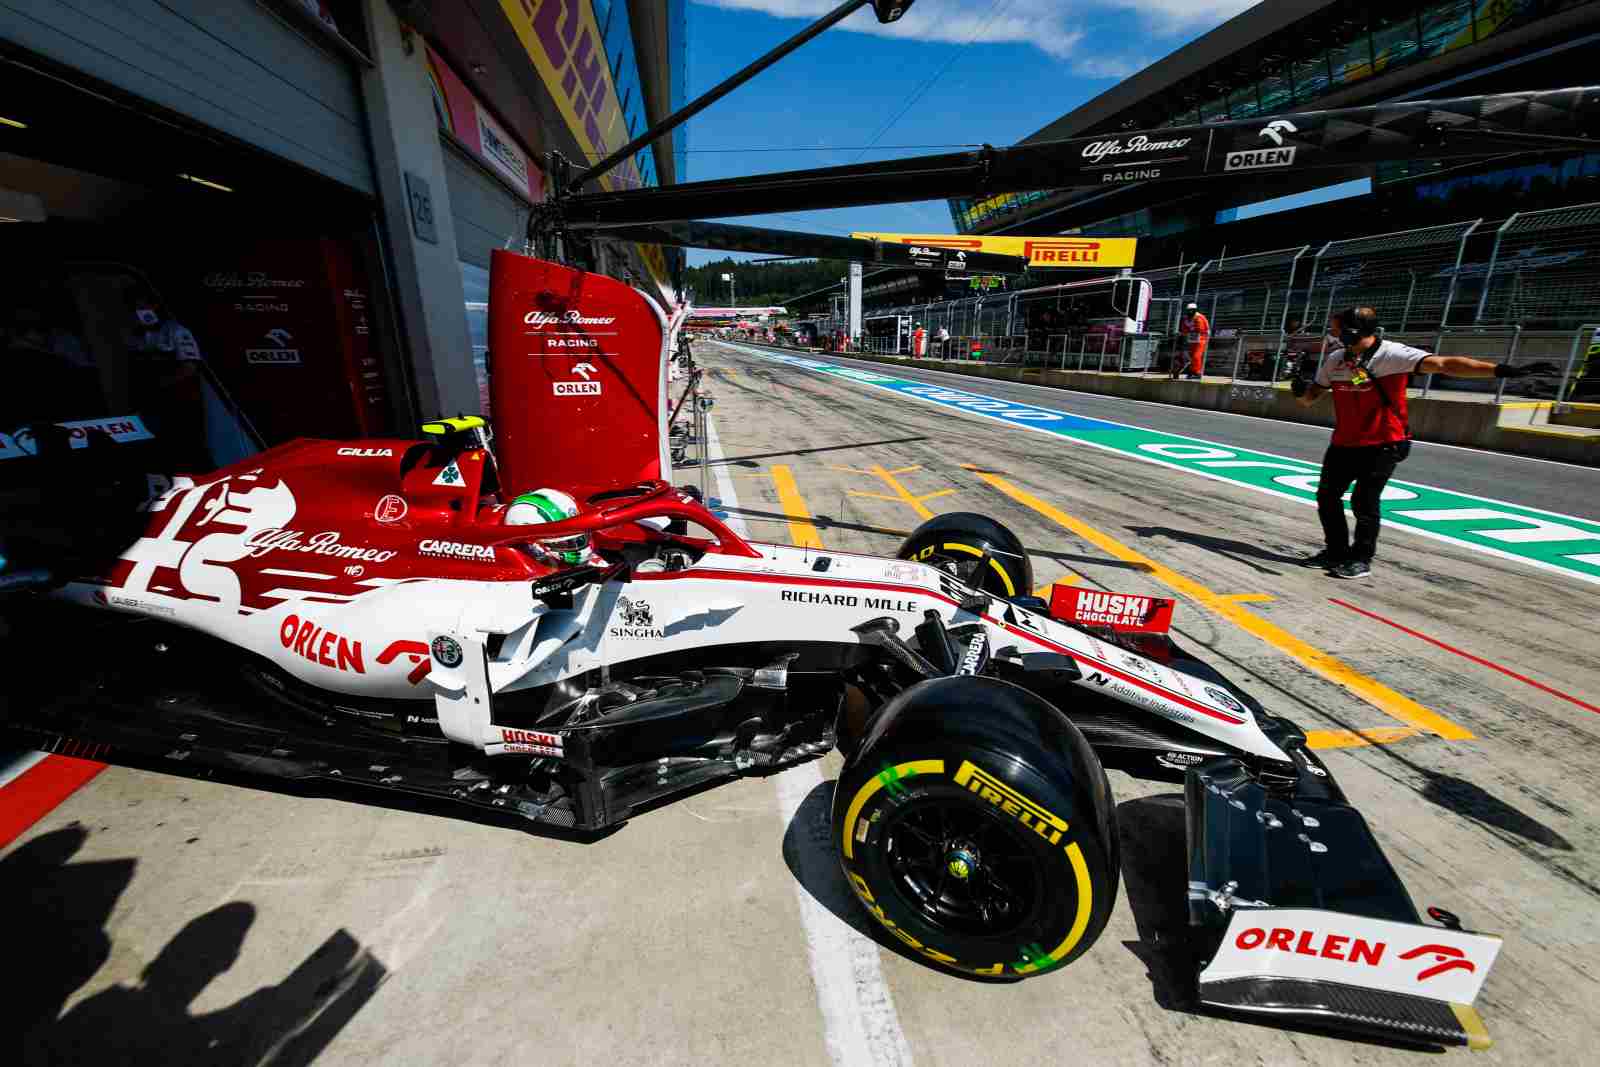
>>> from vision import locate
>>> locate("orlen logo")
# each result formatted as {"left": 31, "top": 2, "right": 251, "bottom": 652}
{"left": 376, "top": 639, "right": 431, "bottom": 685}
{"left": 337, "top": 447, "right": 393, "bottom": 457}
{"left": 1398, "top": 943, "right": 1477, "bottom": 982}
{"left": 523, "top": 310, "right": 617, "bottom": 328}
{"left": 1023, "top": 239, "right": 1102, "bottom": 265}
{"left": 1234, "top": 926, "right": 1386, "bottom": 966}
{"left": 280, "top": 613, "right": 364, "bottom": 673}
{"left": 245, "top": 327, "right": 302, "bottom": 366}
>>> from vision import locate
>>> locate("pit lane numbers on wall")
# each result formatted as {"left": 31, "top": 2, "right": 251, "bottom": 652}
{"left": 741, "top": 346, "right": 1600, "bottom": 587}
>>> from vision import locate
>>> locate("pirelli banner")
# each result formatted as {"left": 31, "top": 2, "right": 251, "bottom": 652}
{"left": 852, "top": 233, "right": 1137, "bottom": 270}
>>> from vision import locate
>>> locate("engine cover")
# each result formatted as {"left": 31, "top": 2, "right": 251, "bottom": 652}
{"left": 488, "top": 251, "right": 671, "bottom": 499}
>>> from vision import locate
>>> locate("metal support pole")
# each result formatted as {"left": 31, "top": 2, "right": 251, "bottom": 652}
{"left": 1302, "top": 241, "right": 1331, "bottom": 332}
{"left": 1475, "top": 213, "right": 1518, "bottom": 324}
{"left": 572, "top": 0, "right": 873, "bottom": 189}
{"left": 1192, "top": 260, "right": 1213, "bottom": 324}
{"left": 1439, "top": 219, "right": 1481, "bottom": 329}
{"left": 1493, "top": 325, "right": 1523, "bottom": 403}
{"left": 1422, "top": 329, "right": 1445, "bottom": 399}
{"left": 1400, "top": 270, "right": 1417, "bottom": 333}
{"left": 1277, "top": 246, "right": 1309, "bottom": 382}
{"left": 1553, "top": 324, "right": 1592, "bottom": 414}
{"left": 1426, "top": 219, "right": 1482, "bottom": 396}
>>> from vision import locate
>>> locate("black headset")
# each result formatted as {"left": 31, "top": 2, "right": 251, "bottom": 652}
{"left": 1337, "top": 307, "right": 1385, "bottom": 351}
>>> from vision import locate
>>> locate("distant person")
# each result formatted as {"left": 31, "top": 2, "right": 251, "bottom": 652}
{"left": 936, "top": 325, "right": 950, "bottom": 358}
{"left": 912, "top": 323, "right": 927, "bottom": 358}
{"left": 127, "top": 289, "right": 210, "bottom": 470}
{"left": 1177, "top": 302, "right": 1209, "bottom": 379}
{"left": 1293, "top": 306, "right": 1559, "bottom": 579}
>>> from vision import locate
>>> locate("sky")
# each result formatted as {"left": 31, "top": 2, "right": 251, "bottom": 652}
{"left": 679, "top": 0, "right": 1259, "bottom": 265}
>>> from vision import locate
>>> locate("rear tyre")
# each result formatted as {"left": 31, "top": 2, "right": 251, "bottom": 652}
{"left": 896, "top": 512, "right": 1032, "bottom": 599}
{"left": 833, "top": 679, "right": 1117, "bottom": 980}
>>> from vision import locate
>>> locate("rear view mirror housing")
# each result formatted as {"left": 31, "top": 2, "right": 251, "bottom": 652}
{"left": 872, "top": 0, "right": 915, "bottom": 23}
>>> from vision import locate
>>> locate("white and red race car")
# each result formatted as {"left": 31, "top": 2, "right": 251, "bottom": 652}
{"left": 0, "top": 253, "right": 1498, "bottom": 1050}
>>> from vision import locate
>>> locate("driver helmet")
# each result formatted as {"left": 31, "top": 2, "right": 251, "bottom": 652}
{"left": 505, "top": 487, "right": 592, "bottom": 565}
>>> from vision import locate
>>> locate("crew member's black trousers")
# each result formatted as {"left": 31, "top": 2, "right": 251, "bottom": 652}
{"left": 1317, "top": 444, "right": 1401, "bottom": 561}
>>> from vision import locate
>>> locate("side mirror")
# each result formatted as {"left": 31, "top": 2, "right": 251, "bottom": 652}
{"left": 872, "top": 0, "right": 915, "bottom": 24}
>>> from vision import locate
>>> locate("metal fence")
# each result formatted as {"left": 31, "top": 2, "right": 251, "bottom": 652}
{"left": 1194, "top": 246, "right": 1311, "bottom": 336}
{"left": 1473, "top": 203, "right": 1600, "bottom": 329}
{"left": 1304, "top": 219, "right": 1483, "bottom": 335}
{"left": 794, "top": 198, "right": 1600, "bottom": 401}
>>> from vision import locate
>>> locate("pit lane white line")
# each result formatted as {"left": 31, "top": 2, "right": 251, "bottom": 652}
{"left": 704, "top": 413, "right": 915, "bottom": 1067}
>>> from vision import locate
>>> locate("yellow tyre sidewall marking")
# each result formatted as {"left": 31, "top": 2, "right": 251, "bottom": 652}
{"left": 1013, "top": 841, "right": 1094, "bottom": 975}
{"left": 842, "top": 758, "right": 945, "bottom": 859}
{"left": 846, "top": 756, "right": 1096, "bottom": 976}
{"left": 934, "top": 541, "right": 1018, "bottom": 597}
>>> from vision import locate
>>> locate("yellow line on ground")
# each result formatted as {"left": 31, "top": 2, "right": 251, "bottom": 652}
{"left": 963, "top": 466, "right": 1474, "bottom": 742}
{"left": 1305, "top": 727, "right": 1422, "bottom": 750}
{"left": 871, "top": 464, "right": 950, "bottom": 520}
{"left": 770, "top": 465, "right": 824, "bottom": 550}
{"left": 1218, "top": 593, "right": 1276, "bottom": 604}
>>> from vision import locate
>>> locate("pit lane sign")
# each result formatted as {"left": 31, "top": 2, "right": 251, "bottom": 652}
{"left": 852, "top": 233, "right": 1138, "bottom": 269}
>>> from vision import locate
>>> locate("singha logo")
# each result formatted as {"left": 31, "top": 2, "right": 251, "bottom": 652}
{"left": 618, "top": 596, "right": 653, "bottom": 627}
{"left": 610, "top": 596, "right": 663, "bottom": 640}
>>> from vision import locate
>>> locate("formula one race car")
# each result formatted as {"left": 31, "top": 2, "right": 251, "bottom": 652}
{"left": 0, "top": 252, "right": 1499, "bottom": 1052}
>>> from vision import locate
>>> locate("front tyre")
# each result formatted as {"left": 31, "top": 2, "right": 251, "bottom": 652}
{"left": 896, "top": 512, "right": 1032, "bottom": 599}
{"left": 833, "top": 690, "right": 1117, "bottom": 979}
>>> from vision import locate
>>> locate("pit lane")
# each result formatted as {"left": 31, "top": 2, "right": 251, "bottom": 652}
{"left": 6, "top": 340, "right": 1598, "bottom": 1065}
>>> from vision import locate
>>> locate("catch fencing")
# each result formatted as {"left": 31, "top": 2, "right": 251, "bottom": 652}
{"left": 790, "top": 198, "right": 1600, "bottom": 401}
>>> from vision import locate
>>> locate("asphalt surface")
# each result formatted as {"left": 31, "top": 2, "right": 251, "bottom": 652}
{"left": 811, "top": 351, "right": 1600, "bottom": 521}
{"left": 5, "top": 339, "right": 1598, "bottom": 1066}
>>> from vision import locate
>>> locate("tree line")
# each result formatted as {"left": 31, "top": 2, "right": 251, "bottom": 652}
{"left": 681, "top": 257, "right": 851, "bottom": 309}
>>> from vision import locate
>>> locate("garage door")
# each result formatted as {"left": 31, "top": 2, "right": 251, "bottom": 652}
{"left": 1, "top": 0, "right": 373, "bottom": 194}
{"left": 443, "top": 142, "right": 528, "bottom": 270}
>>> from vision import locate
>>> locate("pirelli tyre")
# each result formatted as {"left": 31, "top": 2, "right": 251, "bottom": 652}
{"left": 896, "top": 512, "right": 1032, "bottom": 600}
{"left": 833, "top": 676, "right": 1118, "bottom": 980}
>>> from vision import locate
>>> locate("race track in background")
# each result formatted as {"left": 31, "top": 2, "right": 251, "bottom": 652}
{"left": 733, "top": 346, "right": 1600, "bottom": 587}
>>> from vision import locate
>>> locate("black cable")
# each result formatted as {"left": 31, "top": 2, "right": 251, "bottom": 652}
{"left": 851, "top": 0, "right": 1015, "bottom": 164}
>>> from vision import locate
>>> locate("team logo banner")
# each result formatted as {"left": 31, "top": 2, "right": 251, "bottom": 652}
{"left": 851, "top": 233, "right": 1137, "bottom": 269}
{"left": 1201, "top": 908, "right": 1501, "bottom": 1006}
{"left": 1050, "top": 586, "right": 1174, "bottom": 634}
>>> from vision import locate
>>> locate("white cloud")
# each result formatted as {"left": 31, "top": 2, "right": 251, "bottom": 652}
{"left": 695, "top": 0, "right": 1257, "bottom": 59}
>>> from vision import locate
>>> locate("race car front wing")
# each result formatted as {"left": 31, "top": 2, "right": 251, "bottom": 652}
{"left": 1186, "top": 755, "right": 1500, "bottom": 1049}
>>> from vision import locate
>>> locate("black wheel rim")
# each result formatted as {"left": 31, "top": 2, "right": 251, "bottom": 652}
{"left": 881, "top": 797, "right": 1044, "bottom": 937}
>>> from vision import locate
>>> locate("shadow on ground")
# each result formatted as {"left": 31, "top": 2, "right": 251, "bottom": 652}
{"left": 3, "top": 823, "right": 387, "bottom": 1066}
{"left": 1125, "top": 526, "right": 1308, "bottom": 576}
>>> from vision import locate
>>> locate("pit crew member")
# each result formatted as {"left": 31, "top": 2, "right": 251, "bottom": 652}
{"left": 1294, "top": 306, "right": 1558, "bottom": 579}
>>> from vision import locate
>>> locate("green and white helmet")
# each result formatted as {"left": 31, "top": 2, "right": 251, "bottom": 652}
{"left": 505, "top": 487, "right": 592, "bottom": 565}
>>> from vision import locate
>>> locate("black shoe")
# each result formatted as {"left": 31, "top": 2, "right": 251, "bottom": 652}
{"left": 1302, "top": 549, "right": 1342, "bottom": 569}
{"left": 1330, "top": 558, "right": 1372, "bottom": 580}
